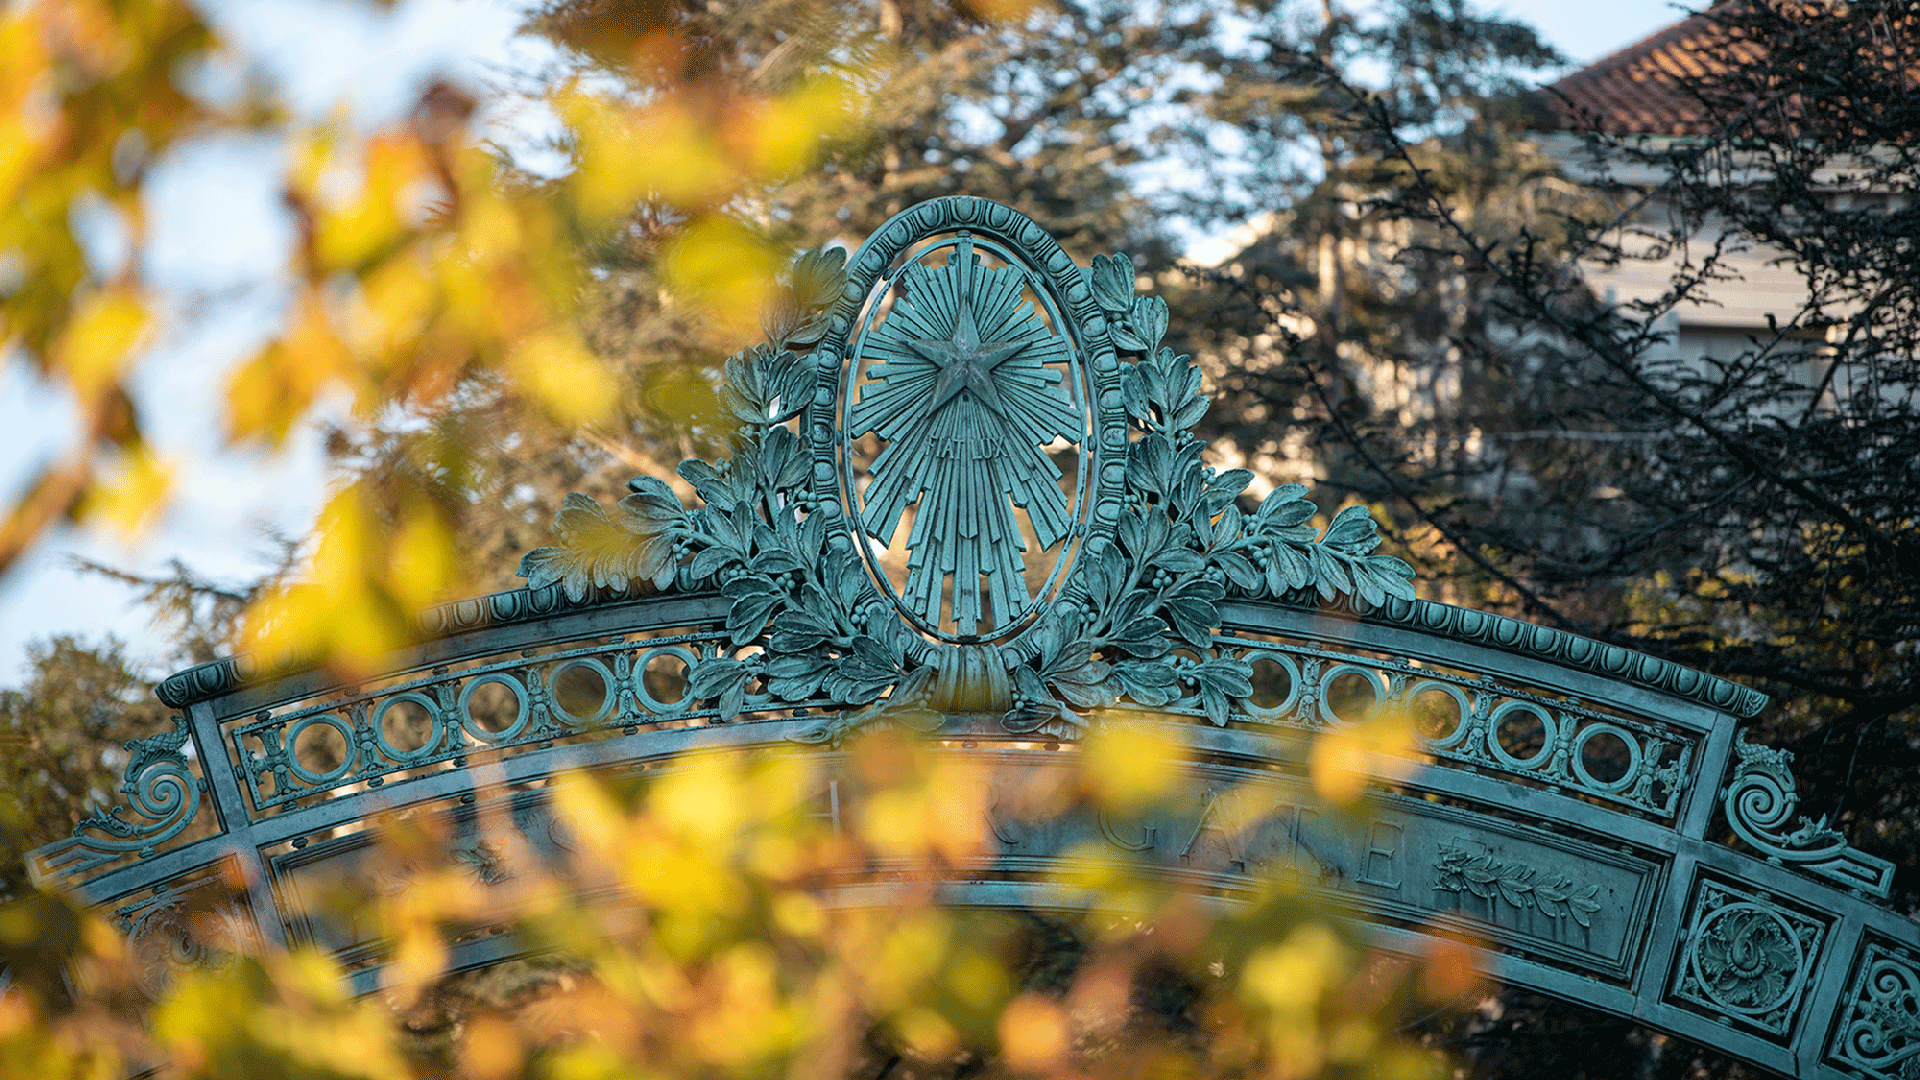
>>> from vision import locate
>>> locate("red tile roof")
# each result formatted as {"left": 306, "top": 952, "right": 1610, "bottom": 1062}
{"left": 1540, "top": 3, "right": 1764, "bottom": 135}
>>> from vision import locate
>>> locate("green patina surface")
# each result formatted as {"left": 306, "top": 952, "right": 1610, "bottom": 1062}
{"left": 43, "top": 196, "right": 1914, "bottom": 1080}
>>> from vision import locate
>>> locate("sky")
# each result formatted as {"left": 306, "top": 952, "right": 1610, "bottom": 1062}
{"left": 0, "top": 0, "right": 1697, "bottom": 687}
{"left": 1503, "top": 0, "right": 1693, "bottom": 66}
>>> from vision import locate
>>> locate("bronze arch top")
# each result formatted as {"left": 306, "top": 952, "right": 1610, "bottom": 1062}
{"left": 34, "top": 196, "right": 1912, "bottom": 1080}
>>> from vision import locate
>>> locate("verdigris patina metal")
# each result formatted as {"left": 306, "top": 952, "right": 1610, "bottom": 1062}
{"left": 28, "top": 196, "right": 1913, "bottom": 1080}
{"left": 848, "top": 234, "right": 1084, "bottom": 638}
{"left": 514, "top": 196, "right": 1414, "bottom": 739}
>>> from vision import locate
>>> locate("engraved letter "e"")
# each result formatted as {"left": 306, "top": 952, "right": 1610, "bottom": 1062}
{"left": 1355, "top": 821, "right": 1403, "bottom": 890}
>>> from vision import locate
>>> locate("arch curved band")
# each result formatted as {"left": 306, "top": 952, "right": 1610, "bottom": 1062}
{"left": 32, "top": 590, "right": 1913, "bottom": 1080}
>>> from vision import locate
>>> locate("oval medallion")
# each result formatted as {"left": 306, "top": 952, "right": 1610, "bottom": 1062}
{"left": 817, "top": 199, "right": 1125, "bottom": 646}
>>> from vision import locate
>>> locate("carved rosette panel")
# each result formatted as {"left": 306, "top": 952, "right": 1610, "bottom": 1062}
{"left": 1829, "top": 941, "right": 1920, "bottom": 1080}
{"left": 112, "top": 874, "right": 257, "bottom": 1000}
{"left": 1670, "top": 878, "right": 1827, "bottom": 1038}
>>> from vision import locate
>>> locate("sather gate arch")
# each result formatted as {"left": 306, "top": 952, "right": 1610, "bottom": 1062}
{"left": 32, "top": 197, "right": 1917, "bottom": 1079}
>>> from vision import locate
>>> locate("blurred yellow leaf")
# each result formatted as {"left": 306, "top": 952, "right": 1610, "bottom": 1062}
{"left": 384, "top": 919, "right": 451, "bottom": 1005}
{"left": 689, "top": 943, "right": 792, "bottom": 1065}
{"left": 997, "top": 992, "right": 1068, "bottom": 1072}
{"left": 661, "top": 215, "right": 783, "bottom": 341}
{"left": 565, "top": 90, "right": 729, "bottom": 221}
{"left": 947, "top": 947, "right": 1010, "bottom": 1010}
{"left": 867, "top": 913, "right": 949, "bottom": 1007}
{"left": 639, "top": 361, "right": 728, "bottom": 433}
{"left": 278, "top": 947, "right": 353, "bottom": 1010}
{"left": 1418, "top": 937, "right": 1485, "bottom": 1002}
{"left": 53, "top": 288, "right": 148, "bottom": 402}
{"left": 770, "top": 891, "right": 824, "bottom": 939}
{"left": 312, "top": 135, "right": 438, "bottom": 273}
{"left": 1243, "top": 922, "right": 1347, "bottom": 1014}
{"left": 966, "top": 0, "right": 1042, "bottom": 22}
{"left": 652, "top": 755, "right": 748, "bottom": 848}
{"left": 1083, "top": 720, "right": 1183, "bottom": 812}
{"left": 0, "top": 16, "right": 51, "bottom": 208}
{"left": 0, "top": 989, "right": 30, "bottom": 1039}
{"left": 349, "top": 251, "right": 438, "bottom": 365}
{"left": 551, "top": 771, "right": 629, "bottom": 863}
{"left": 386, "top": 507, "right": 455, "bottom": 611}
{"left": 1309, "top": 710, "right": 1419, "bottom": 807}
{"left": 242, "top": 485, "right": 413, "bottom": 677}
{"left": 745, "top": 75, "right": 858, "bottom": 178}
{"left": 892, "top": 1005, "right": 959, "bottom": 1060}
{"left": 860, "top": 756, "right": 991, "bottom": 862}
{"left": 77, "top": 440, "right": 171, "bottom": 540}
{"left": 454, "top": 188, "right": 524, "bottom": 267}
{"left": 509, "top": 327, "right": 615, "bottom": 425}
{"left": 227, "top": 293, "right": 353, "bottom": 443}
{"left": 461, "top": 1013, "right": 524, "bottom": 1080}
{"left": 0, "top": 112, "right": 46, "bottom": 212}
{"left": 1328, "top": 1017, "right": 1383, "bottom": 1065}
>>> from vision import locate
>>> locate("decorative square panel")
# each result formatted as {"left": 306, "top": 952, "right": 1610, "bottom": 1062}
{"left": 1828, "top": 939, "right": 1920, "bottom": 1080}
{"left": 107, "top": 858, "right": 259, "bottom": 1001}
{"left": 1668, "top": 877, "right": 1827, "bottom": 1039}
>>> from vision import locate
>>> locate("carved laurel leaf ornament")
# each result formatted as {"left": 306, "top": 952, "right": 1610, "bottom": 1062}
{"left": 519, "top": 198, "right": 1415, "bottom": 739}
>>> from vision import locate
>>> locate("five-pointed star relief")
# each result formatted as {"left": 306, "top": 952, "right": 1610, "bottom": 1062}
{"left": 907, "top": 290, "right": 1026, "bottom": 421}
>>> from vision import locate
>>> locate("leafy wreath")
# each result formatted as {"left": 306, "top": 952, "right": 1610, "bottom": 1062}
{"left": 520, "top": 243, "right": 1415, "bottom": 739}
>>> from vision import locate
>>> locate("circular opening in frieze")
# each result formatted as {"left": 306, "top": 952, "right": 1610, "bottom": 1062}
{"left": 379, "top": 697, "right": 435, "bottom": 754}
{"left": 1248, "top": 657, "right": 1294, "bottom": 711}
{"left": 636, "top": 647, "right": 693, "bottom": 713}
{"left": 1322, "top": 670, "right": 1379, "bottom": 725}
{"left": 292, "top": 716, "right": 352, "bottom": 780}
{"left": 551, "top": 661, "right": 612, "bottom": 725}
{"left": 1409, "top": 686, "right": 1463, "bottom": 742}
{"left": 837, "top": 230, "right": 1096, "bottom": 647}
{"left": 643, "top": 653, "right": 688, "bottom": 706}
{"left": 464, "top": 679, "right": 522, "bottom": 735}
{"left": 1494, "top": 706, "right": 1549, "bottom": 763}
{"left": 1578, "top": 727, "right": 1633, "bottom": 785}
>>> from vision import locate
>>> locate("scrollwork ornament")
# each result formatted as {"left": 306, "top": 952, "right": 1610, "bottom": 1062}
{"left": 1723, "top": 732, "right": 1894, "bottom": 898}
{"left": 1831, "top": 944, "right": 1920, "bottom": 1080}
{"left": 71, "top": 716, "right": 204, "bottom": 861}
